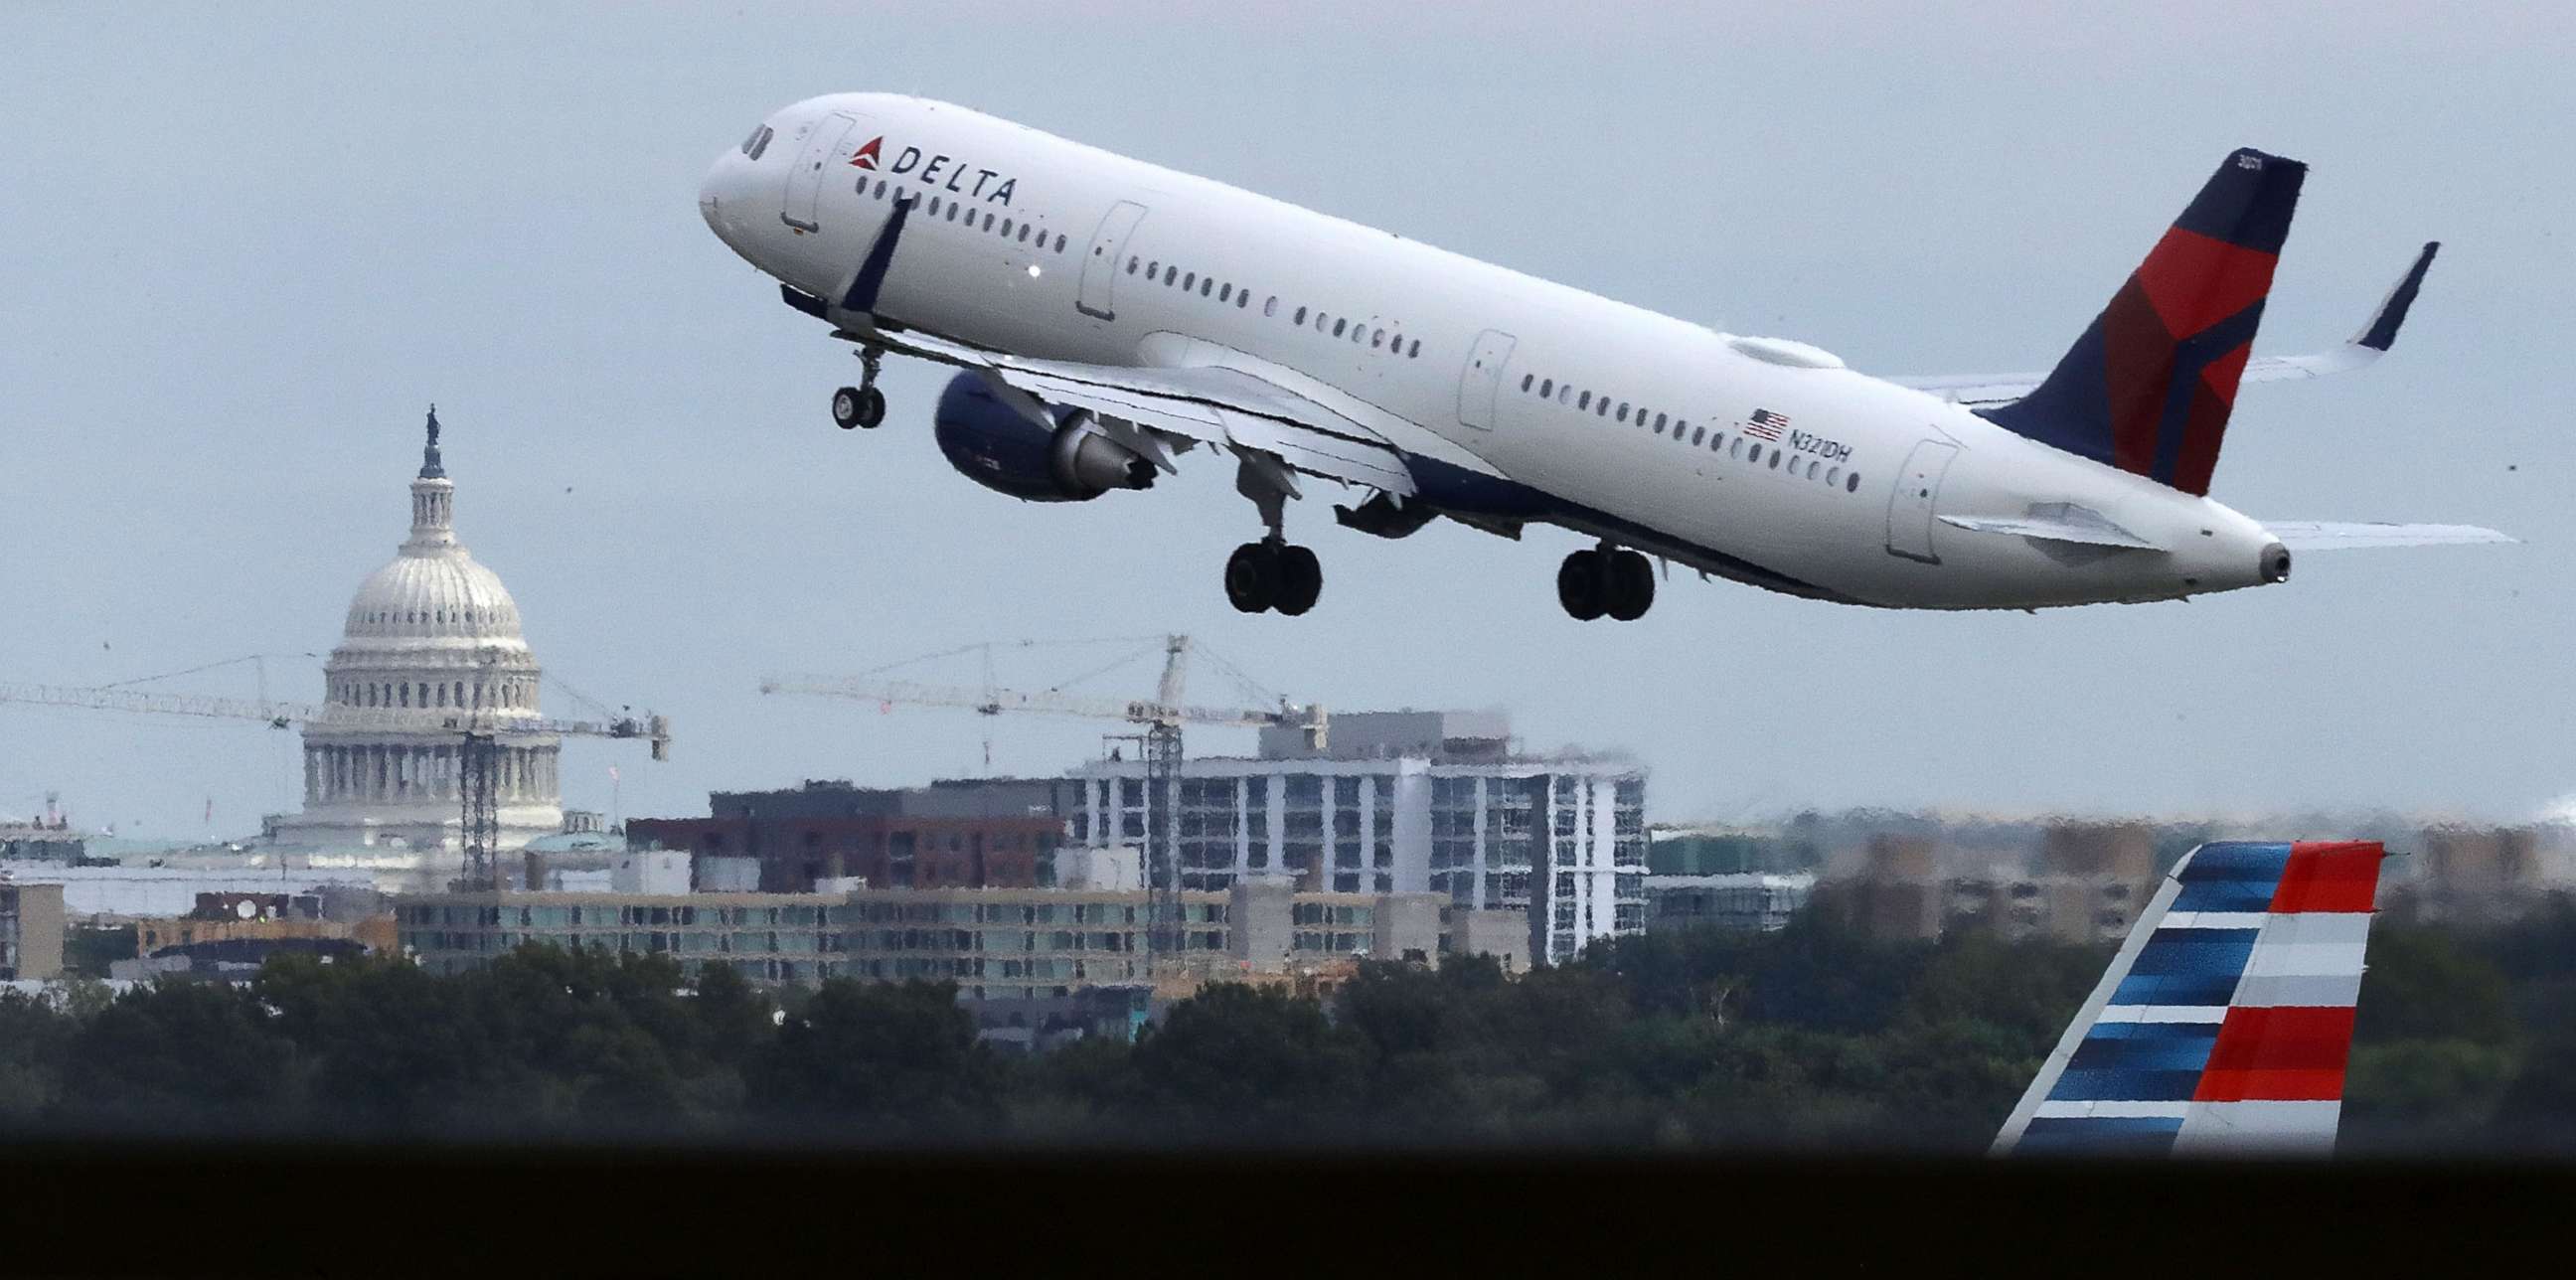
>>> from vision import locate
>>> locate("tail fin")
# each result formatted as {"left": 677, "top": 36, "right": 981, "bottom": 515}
{"left": 1982, "top": 148, "right": 2307, "bottom": 496}
{"left": 1992, "top": 840, "right": 2384, "bottom": 1159}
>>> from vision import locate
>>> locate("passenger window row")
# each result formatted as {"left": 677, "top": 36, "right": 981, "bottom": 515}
{"left": 1124, "top": 254, "right": 1423, "bottom": 359}
{"left": 1516, "top": 371, "right": 1862, "bottom": 494}
{"left": 1519, "top": 371, "right": 1690, "bottom": 438}
{"left": 858, "top": 177, "right": 1067, "bottom": 254}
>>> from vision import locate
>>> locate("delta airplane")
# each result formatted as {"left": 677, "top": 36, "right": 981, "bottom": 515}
{"left": 698, "top": 94, "right": 2508, "bottom": 619}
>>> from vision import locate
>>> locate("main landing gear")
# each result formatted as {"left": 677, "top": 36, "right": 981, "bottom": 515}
{"left": 1226, "top": 538, "right": 1323, "bottom": 616}
{"left": 1226, "top": 451, "right": 1320, "bottom": 615}
{"left": 831, "top": 345, "right": 887, "bottom": 429}
{"left": 1558, "top": 545, "right": 1655, "bottom": 621}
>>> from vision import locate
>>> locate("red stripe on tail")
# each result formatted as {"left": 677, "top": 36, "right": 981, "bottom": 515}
{"left": 2134, "top": 228, "right": 2281, "bottom": 339}
{"left": 2270, "top": 842, "right": 2385, "bottom": 913}
{"left": 2194, "top": 1006, "right": 2357, "bottom": 1102}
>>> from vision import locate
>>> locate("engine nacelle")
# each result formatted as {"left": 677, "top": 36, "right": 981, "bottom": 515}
{"left": 933, "top": 371, "right": 1155, "bottom": 502}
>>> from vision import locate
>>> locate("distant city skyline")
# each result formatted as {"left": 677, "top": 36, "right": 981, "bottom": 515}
{"left": 5, "top": 3, "right": 2571, "bottom": 836}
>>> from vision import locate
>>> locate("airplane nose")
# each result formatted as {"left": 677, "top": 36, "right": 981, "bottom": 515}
{"left": 699, "top": 154, "right": 729, "bottom": 235}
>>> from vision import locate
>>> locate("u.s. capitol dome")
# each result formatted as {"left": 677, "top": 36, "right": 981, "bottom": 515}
{"left": 263, "top": 409, "right": 563, "bottom": 864}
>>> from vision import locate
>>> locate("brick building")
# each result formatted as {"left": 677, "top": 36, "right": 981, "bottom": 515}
{"left": 627, "top": 778, "right": 1072, "bottom": 891}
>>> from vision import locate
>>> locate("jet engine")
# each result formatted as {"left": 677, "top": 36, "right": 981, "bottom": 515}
{"left": 932, "top": 371, "right": 1156, "bottom": 502}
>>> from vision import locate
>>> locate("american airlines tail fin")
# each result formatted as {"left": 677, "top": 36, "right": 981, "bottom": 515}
{"left": 1992, "top": 840, "right": 2385, "bottom": 1159}
{"left": 1981, "top": 149, "right": 2306, "bottom": 497}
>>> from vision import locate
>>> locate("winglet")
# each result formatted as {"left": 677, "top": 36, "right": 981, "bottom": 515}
{"left": 2354, "top": 240, "right": 2438, "bottom": 352}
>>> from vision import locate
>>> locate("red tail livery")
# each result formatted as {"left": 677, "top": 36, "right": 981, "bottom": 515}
{"left": 1981, "top": 148, "right": 2305, "bottom": 496}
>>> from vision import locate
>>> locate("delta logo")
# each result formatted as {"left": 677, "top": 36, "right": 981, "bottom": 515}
{"left": 847, "top": 136, "right": 1020, "bottom": 207}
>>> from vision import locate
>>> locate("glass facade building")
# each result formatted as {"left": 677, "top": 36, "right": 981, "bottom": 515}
{"left": 1070, "top": 712, "right": 1646, "bottom": 966}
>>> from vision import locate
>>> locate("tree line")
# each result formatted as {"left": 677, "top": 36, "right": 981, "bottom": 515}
{"left": 6, "top": 903, "right": 2574, "bottom": 1151}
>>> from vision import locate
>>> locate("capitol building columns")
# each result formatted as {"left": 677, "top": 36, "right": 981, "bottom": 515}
{"left": 290, "top": 740, "right": 567, "bottom": 808}
{"left": 263, "top": 408, "right": 565, "bottom": 875}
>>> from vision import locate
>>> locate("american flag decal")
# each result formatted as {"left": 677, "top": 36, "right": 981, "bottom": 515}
{"left": 1742, "top": 408, "right": 1789, "bottom": 441}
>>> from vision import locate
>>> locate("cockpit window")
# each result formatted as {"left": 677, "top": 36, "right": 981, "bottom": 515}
{"left": 741, "top": 124, "right": 774, "bottom": 160}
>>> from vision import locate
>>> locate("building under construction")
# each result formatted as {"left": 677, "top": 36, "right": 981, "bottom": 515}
{"left": 1066, "top": 710, "right": 1648, "bottom": 967}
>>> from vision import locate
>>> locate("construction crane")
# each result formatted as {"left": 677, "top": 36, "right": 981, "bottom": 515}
{"left": 0, "top": 680, "right": 670, "bottom": 889}
{"left": 759, "top": 634, "right": 1324, "bottom": 969}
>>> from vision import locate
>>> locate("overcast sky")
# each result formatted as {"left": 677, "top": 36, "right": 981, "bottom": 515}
{"left": 3, "top": 1, "right": 2570, "bottom": 838}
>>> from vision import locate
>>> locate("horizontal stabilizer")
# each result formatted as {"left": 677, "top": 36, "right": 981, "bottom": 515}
{"left": 1940, "top": 505, "right": 2163, "bottom": 550}
{"left": 2262, "top": 521, "right": 2514, "bottom": 550}
{"left": 2236, "top": 240, "right": 2440, "bottom": 384}
{"left": 1895, "top": 241, "right": 2441, "bottom": 405}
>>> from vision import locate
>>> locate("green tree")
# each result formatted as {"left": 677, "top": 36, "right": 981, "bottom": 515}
{"left": 1901, "top": 930, "right": 2107, "bottom": 1051}
{"left": 1338, "top": 961, "right": 1470, "bottom": 1128}
{"left": 2344, "top": 1040, "right": 2517, "bottom": 1135}
{"left": 256, "top": 946, "right": 726, "bottom": 1134}
{"left": 748, "top": 979, "right": 999, "bottom": 1134}
{"left": 258, "top": 952, "right": 478, "bottom": 1130}
{"left": 59, "top": 980, "right": 295, "bottom": 1128}
{"left": 1131, "top": 983, "right": 1367, "bottom": 1139}
{"left": 1013, "top": 1034, "right": 1134, "bottom": 1139}
{"left": 0, "top": 990, "right": 71, "bottom": 1121}
{"left": 2354, "top": 924, "right": 2517, "bottom": 1047}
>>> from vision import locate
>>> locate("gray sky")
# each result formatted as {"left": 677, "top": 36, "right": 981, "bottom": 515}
{"left": 4, "top": 1, "right": 2571, "bottom": 839}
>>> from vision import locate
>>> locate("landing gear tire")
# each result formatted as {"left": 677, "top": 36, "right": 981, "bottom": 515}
{"left": 1226, "top": 542, "right": 1280, "bottom": 613}
{"left": 1274, "top": 545, "right": 1323, "bottom": 616}
{"left": 1560, "top": 548, "right": 1654, "bottom": 621}
{"left": 1604, "top": 550, "right": 1655, "bottom": 621}
{"left": 832, "top": 384, "right": 886, "bottom": 430}
{"left": 1557, "top": 550, "right": 1606, "bottom": 621}
{"left": 1226, "top": 541, "right": 1321, "bottom": 615}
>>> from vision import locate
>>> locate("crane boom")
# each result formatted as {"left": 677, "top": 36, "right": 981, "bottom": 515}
{"left": 3, "top": 676, "right": 672, "bottom": 891}
{"left": 756, "top": 675, "right": 1321, "bottom": 737}
{"left": 761, "top": 634, "right": 1323, "bottom": 977}
{"left": 0, "top": 681, "right": 671, "bottom": 756}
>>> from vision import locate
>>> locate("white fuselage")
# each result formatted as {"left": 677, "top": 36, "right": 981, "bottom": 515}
{"left": 701, "top": 94, "right": 2282, "bottom": 609}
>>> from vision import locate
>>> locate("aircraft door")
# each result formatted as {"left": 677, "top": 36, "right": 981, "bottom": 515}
{"left": 1458, "top": 329, "right": 1518, "bottom": 429}
{"left": 1076, "top": 202, "right": 1151, "bottom": 321}
{"left": 781, "top": 112, "right": 863, "bottom": 233}
{"left": 1885, "top": 438, "right": 1961, "bottom": 563}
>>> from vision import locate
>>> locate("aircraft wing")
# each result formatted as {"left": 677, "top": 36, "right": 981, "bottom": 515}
{"left": 1992, "top": 841, "right": 2387, "bottom": 1159}
{"left": 2261, "top": 521, "right": 2515, "bottom": 550}
{"left": 1892, "top": 241, "right": 2440, "bottom": 407}
{"left": 995, "top": 361, "right": 1419, "bottom": 495}
{"left": 869, "top": 323, "right": 1417, "bottom": 496}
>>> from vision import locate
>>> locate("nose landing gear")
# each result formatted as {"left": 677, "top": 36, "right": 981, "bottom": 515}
{"left": 831, "top": 345, "right": 887, "bottom": 429}
{"left": 1558, "top": 546, "right": 1655, "bottom": 621}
